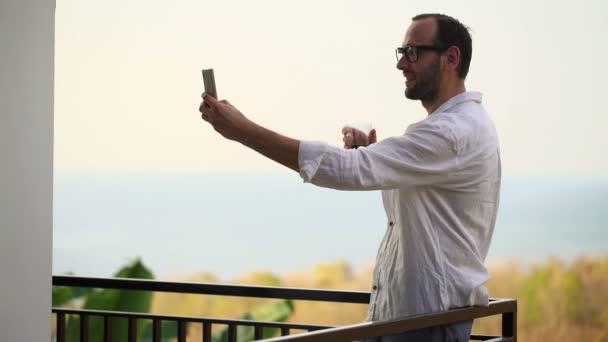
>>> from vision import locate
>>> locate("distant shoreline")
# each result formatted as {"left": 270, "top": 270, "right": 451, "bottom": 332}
{"left": 53, "top": 174, "right": 608, "bottom": 280}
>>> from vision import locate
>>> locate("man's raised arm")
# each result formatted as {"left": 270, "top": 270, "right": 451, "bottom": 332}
{"left": 199, "top": 93, "right": 300, "bottom": 172}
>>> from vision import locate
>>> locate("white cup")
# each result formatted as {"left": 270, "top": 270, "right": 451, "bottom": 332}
{"left": 346, "top": 122, "right": 372, "bottom": 136}
{"left": 344, "top": 122, "right": 372, "bottom": 148}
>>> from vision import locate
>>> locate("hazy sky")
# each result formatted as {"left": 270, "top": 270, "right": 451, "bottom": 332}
{"left": 54, "top": 0, "right": 608, "bottom": 177}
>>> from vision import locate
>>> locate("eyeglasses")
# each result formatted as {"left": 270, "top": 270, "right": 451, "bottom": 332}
{"left": 396, "top": 45, "right": 447, "bottom": 63}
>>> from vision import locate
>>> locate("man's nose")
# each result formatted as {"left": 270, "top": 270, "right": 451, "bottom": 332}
{"left": 396, "top": 57, "right": 409, "bottom": 71}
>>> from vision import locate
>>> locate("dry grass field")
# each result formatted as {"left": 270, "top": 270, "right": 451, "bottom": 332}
{"left": 151, "top": 256, "right": 608, "bottom": 341}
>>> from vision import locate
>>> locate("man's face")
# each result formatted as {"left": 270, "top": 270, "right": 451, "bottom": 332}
{"left": 397, "top": 18, "right": 443, "bottom": 102}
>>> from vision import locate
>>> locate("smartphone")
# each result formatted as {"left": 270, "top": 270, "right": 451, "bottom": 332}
{"left": 202, "top": 69, "right": 217, "bottom": 98}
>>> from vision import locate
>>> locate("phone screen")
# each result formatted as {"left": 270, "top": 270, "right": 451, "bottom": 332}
{"left": 202, "top": 69, "right": 217, "bottom": 98}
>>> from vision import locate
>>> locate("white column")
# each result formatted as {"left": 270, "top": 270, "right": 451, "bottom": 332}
{"left": 0, "top": 1, "right": 55, "bottom": 341}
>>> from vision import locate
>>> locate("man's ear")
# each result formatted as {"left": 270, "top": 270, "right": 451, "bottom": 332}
{"left": 445, "top": 46, "right": 461, "bottom": 73}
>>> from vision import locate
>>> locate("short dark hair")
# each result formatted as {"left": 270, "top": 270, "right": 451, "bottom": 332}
{"left": 412, "top": 13, "right": 472, "bottom": 79}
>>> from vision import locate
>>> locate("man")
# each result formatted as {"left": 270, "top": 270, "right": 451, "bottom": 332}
{"left": 199, "top": 13, "right": 500, "bottom": 342}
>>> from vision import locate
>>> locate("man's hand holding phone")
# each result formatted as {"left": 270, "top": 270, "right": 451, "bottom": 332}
{"left": 199, "top": 68, "right": 256, "bottom": 142}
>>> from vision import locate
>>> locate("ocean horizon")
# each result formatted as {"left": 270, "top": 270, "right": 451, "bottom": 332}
{"left": 53, "top": 172, "right": 608, "bottom": 281}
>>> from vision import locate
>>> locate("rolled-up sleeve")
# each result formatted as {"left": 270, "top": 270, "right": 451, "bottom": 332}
{"left": 298, "top": 140, "right": 329, "bottom": 182}
{"left": 298, "top": 121, "right": 460, "bottom": 191}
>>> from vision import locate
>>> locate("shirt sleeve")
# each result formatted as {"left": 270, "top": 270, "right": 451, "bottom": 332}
{"left": 298, "top": 121, "right": 460, "bottom": 191}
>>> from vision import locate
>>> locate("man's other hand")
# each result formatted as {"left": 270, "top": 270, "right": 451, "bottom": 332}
{"left": 342, "top": 126, "right": 377, "bottom": 149}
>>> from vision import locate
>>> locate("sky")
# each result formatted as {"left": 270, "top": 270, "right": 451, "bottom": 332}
{"left": 54, "top": 0, "right": 608, "bottom": 178}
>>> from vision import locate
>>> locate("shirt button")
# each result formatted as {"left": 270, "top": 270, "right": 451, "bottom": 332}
{"left": 372, "top": 285, "right": 378, "bottom": 290}
{"left": 389, "top": 221, "right": 394, "bottom": 226}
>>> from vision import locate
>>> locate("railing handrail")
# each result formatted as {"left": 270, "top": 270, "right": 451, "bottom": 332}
{"left": 52, "top": 275, "right": 517, "bottom": 341}
{"left": 263, "top": 299, "right": 517, "bottom": 341}
{"left": 52, "top": 275, "right": 371, "bottom": 304}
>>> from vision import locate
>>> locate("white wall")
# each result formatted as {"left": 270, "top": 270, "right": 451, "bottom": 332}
{"left": 0, "top": 0, "right": 55, "bottom": 341}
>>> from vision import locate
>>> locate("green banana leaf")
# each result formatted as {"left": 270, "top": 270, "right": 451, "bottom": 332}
{"left": 52, "top": 285, "right": 95, "bottom": 306}
{"left": 212, "top": 299, "right": 295, "bottom": 342}
{"left": 53, "top": 271, "right": 96, "bottom": 306}
{"left": 64, "top": 258, "right": 154, "bottom": 342}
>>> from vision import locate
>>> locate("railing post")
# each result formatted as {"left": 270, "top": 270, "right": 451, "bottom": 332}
{"left": 128, "top": 317, "right": 137, "bottom": 342}
{"left": 80, "top": 314, "right": 90, "bottom": 342}
{"left": 203, "top": 322, "right": 212, "bottom": 342}
{"left": 254, "top": 325, "right": 264, "bottom": 340}
{"left": 152, "top": 319, "right": 161, "bottom": 342}
{"left": 228, "top": 324, "right": 237, "bottom": 342}
{"left": 501, "top": 301, "right": 517, "bottom": 341}
{"left": 178, "top": 321, "right": 187, "bottom": 342}
{"left": 56, "top": 313, "right": 66, "bottom": 342}
{"left": 104, "top": 316, "right": 112, "bottom": 342}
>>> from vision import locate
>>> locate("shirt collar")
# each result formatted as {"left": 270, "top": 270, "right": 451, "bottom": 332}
{"left": 431, "top": 91, "right": 483, "bottom": 115}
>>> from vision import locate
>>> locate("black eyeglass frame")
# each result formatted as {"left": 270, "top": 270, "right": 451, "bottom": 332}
{"left": 396, "top": 45, "right": 447, "bottom": 63}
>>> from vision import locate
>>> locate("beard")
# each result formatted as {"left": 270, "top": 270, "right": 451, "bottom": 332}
{"left": 404, "top": 56, "right": 441, "bottom": 102}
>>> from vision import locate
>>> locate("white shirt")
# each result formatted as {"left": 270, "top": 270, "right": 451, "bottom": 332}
{"left": 298, "top": 91, "right": 501, "bottom": 321}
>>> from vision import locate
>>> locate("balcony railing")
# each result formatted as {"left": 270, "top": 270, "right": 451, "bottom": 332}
{"left": 52, "top": 275, "right": 517, "bottom": 341}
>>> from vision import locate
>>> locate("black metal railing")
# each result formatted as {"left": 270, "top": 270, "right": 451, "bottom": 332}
{"left": 52, "top": 275, "right": 517, "bottom": 341}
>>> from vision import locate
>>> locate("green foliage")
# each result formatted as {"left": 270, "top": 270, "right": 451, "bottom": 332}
{"left": 52, "top": 271, "right": 96, "bottom": 306}
{"left": 246, "top": 271, "right": 282, "bottom": 287}
{"left": 54, "top": 259, "right": 297, "bottom": 342}
{"left": 52, "top": 285, "right": 95, "bottom": 306}
{"left": 476, "top": 257, "right": 608, "bottom": 340}
{"left": 520, "top": 267, "right": 550, "bottom": 325}
{"left": 212, "top": 300, "right": 295, "bottom": 342}
{"left": 61, "top": 258, "right": 156, "bottom": 342}
{"left": 561, "top": 272, "right": 583, "bottom": 321}
{"left": 313, "top": 261, "right": 352, "bottom": 288}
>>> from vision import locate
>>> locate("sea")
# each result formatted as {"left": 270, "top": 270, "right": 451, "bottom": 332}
{"left": 53, "top": 172, "right": 608, "bottom": 281}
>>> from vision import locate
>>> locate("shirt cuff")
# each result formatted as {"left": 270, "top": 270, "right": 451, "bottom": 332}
{"left": 298, "top": 140, "right": 329, "bottom": 183}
